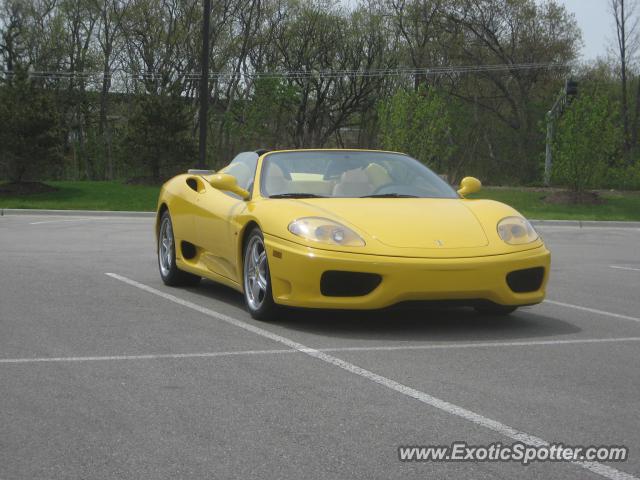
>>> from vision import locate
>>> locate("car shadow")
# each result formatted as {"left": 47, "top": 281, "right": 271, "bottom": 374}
{"left": 273, "top": 307, "right": 580, "bottom": 343}
{"left": 184, "top": 279, "right": 247, "bottom": 308}
{"left": 189, "top": 280, "right": 581, "bottom": 343}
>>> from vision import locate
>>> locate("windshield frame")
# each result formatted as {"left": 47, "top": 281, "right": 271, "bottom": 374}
{"left": 258, "top": 149, "right": 459, "bottom": 200}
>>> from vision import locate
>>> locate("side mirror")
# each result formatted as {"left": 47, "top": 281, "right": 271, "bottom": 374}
{"left": 457, "top": 176, "right": 481, "bottom": 197}
{"left": 209, "top": 173, "right": 250, "bottom": 200}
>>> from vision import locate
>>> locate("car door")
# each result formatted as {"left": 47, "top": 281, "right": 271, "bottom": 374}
{"left": 194, "top": 152, "right": 258, "bottom": 283}
{"left": 169, "top": 175, "right": 205, "bottom": 250}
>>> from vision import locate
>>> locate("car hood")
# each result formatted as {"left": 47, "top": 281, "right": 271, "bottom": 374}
{"left": 252, "top": 197, "right": 543, "bottom": 258}
{"left": 297, "top": 198, "right": 488, "bottom": 250}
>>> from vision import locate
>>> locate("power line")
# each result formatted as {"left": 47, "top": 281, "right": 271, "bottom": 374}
{"left": 1, "top": 63, "right": 570, "bottom": 82}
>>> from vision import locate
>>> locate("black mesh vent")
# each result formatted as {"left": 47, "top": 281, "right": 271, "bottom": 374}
{"left": 506, "top": 267, "right": 545, "bottom": 293}
{"left": 320, "top": 271, "right": 382, "bottom": 297}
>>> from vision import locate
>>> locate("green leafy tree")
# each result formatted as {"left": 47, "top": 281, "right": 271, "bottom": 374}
{"left": 124, "top": 94, "right": 196, "bottom": 180}
{"left": 552, "top": 91, "right": 622, "bottom": 196}
{"left": 0, "top": 74, "right": 62, "bottom": 182}
{"left": 227, "top": 77, "right": 299, "bottom": 151}
{"left": 378, "top": 87, "right": 455, "bottom": 173}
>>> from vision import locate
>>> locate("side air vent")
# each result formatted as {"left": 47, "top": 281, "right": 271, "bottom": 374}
{"left": 320, "top": 271, "right": 382, "bottom": 297}
{"left": 181, "top": 241, "right": 197, "bottom": 260}
{"left": 506, "top": 267, "right": 545, "bottom": 293}
{"left": 186, "top": 178, "right": 199, "bottom": 191}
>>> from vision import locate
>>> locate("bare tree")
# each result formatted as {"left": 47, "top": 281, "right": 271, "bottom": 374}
{"left": 59, "top": 0, "right": 99, "bottom": 179}
{"left": 388, "top": 0, "right": 447, "bottom": 90}
{"left": 94, "top": 0, "right": 127, "bottom": 178}
{"left": 0, "top": 1, "right": 24, "bottom": 76}
{"left": 611, "top": 0, "right": 639, "bottom": 153}
{"left": 450, "top": 0, "right": 579, "bottom": 180}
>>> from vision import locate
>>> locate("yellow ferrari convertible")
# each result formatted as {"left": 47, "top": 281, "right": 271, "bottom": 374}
{"left": 156, "top": 149, "right": 550, "bottom": 320}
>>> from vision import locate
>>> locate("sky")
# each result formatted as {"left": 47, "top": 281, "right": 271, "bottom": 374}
{"left": 557, "top": 0, "right": 612, "bottom": 61}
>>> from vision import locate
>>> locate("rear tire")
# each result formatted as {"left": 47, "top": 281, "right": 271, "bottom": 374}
{"left": 158, "top": 210, "right": 201, "bottom": 287}
{"left": 474, "top": 304, "right": 518, "bottom": 316}
{"left": 243, "top": 228, "right": 278, "bottom": 321}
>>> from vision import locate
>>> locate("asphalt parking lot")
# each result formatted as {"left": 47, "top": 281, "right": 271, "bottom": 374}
{"left": 1, "top": 213, "right": 639, "bottom": 480}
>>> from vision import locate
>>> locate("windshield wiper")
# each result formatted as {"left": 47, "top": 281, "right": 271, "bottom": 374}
{"left": 360, "top": 193, "right": 419, "bottom": 198}
{"left": 268, "top": 193, "right": 326, "bottom": 199}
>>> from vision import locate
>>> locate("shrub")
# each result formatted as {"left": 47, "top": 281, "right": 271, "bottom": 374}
{"left": 552, "top": 90, "right": 622, "bottom": 194}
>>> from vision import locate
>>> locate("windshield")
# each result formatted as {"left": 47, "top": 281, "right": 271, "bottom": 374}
{"left": 260, "top": 151, "right": 458, "bottom": 199}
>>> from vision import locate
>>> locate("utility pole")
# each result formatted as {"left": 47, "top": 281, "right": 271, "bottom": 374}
{"left": 544, "top": 107, "right": 558, "bottom": 187}
{"left": 544, "top": 79, "right": 578, "bottom": 186}
{"left": 198, "top": 0, "right": 211, "bottom": 170}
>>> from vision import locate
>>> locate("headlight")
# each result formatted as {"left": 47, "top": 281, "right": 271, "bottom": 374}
{"left": 288, "top": 217, "right": 365, "bottom": 247}
{"left": 497, "top": 216, "right": 538, "bottom": 245}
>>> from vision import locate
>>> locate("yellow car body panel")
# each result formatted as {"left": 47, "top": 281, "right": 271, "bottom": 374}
{"left": 156, "top": 149, "right": 550, "bottom": 309}
{"left": 265, "top": 235, "right": 549, "bottom": 309}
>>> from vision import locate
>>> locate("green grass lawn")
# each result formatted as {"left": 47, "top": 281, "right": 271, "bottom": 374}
{"left": 0, "top": 181, "right": 160, "bottom": 212}
{"left": 469, "top": 188, "right": 640, "bottom": 221}
{"left": 1, "top": 181, "right": 640, "bottom": 220}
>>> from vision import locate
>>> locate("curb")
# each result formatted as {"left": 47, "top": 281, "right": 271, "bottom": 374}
{"left": 1, "top": 208, "right": 640, "bottom": 228}
{"left": 530, "top": 219, "right": 640, "bottom": 228}
{"left": 0, "top": 208, "right": 155, "bottom": 218}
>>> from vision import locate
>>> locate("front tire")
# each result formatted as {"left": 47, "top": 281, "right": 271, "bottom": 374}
{"left": 243, "top": 228, "right": 278, "bottom": 320}
{"left": 158, "top": 210, "right": 200, "bottom": 287}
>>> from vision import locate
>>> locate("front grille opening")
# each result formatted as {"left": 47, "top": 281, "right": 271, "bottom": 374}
{"left": 506, "top": 267, "right": 545, "bottom": 293}
{"left": 320, "top": 271, "right": 382, "bottom": 297}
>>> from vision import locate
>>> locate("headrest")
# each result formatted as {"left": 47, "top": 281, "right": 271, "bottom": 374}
{"left": 364, "top": 163, "right": 392, "bottom": 187}
{"left": 340, "top": 168, "right": 370, "bottom": 183}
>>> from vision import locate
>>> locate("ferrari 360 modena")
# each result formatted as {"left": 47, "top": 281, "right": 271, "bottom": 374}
{"left": 156, "top": 149, "right": 550, "bottom": 320}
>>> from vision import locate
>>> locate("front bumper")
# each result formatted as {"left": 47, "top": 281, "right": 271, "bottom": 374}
{"left": 264, "top": 233, "right": 551, "bottom": 310}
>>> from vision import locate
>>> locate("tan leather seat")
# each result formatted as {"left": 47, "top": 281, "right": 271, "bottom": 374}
{"left": 264, "top": 163, "right": 288, "bottom": 195}
{"left": 332, "top": 168, "right": 374, "bottom": 197}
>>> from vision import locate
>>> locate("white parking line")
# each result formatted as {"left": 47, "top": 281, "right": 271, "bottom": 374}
{"left": 4, "top": 337, "right": 640, "bottom": 365}
{"left": 610, "top": 265, "right": 640, "bottom": 272}
{"left": 0, "top": 349, "right": 295, "bottom": 364}
{"left": 29, "top": 218, "right": 96, "bottom": 225}
{"left": 545, "top": 300, "right": 640, "bottom": 323}
{"left": 104, "top": 272, "right": 638, "bottom": 480}
{"left": 325, "top": 336, "right": 640, "bottom": 353}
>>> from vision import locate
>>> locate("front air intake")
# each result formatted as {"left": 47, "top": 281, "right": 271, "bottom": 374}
{"left": 320, "top": 271, "right": 382, "bottom": 297}
{"left": 506, "top": 267, "right": 545, "bottom": 293}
